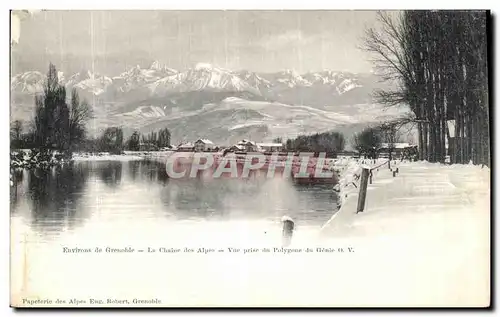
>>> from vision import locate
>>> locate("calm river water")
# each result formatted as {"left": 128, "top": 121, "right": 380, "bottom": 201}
{"left": 11, "top": 160, "right": 338, "bottom": 234}
{"left": 10, "top": 159, "right": 341, "bottom": 306}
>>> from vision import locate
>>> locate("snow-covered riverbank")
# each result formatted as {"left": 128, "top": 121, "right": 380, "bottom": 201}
{"left": 10, "top": 149, "right": 72, "bottom": 169}
{"left": 318, "top": 160, "right": 490, "bottom": 306}
{"left": 329, "top": 158, "right": 388, "bottom": 206}
{"left": 72, "top": 152, "right": 145, "bottom": 161}
{"left": 323, "top": 159, "right": 490, "bottom": 236}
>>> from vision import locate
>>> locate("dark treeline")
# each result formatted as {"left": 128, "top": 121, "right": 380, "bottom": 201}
{"left": 284, "top": 131, "right": 346, "bottom": 154}
{"left": 353, "top": 127, "right": 383, "bottom": 159}
{"left": 10, "top": 63, "right": 172, "bottom": 156}
{"left": 77, "top": 127, "right": 124, "bottom": 154}
{"left": 135, "top": 128, "right": 171, "bottom": 151}
{"left": 70, "top": 127, "right": 171, "bottom": 154}
{"left": 363, "top": 11, "right": 489, "bottom": 165}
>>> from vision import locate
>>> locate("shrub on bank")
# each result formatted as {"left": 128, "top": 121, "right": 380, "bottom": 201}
{"left": 10, "top": 149, "right": 72, "bottom": 170}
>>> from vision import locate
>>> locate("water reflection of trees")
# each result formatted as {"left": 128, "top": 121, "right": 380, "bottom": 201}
{"left": 127, "top": 160, "right": 140, "bottom": 181}
{"left": 98, "top": 160, "right": 168, "bottom": 187}
{"left": 97, "top": 161, "right": 123, "bottom": 187}
{"left": 164, "top": 181, "right": 228, "bottom": 219}
{"left": 11, "top": 160, "right": 339, "bottom": 233}
{"left": 10, "top": 169, "right": 26, "bottom": 212}
{"left": 164, "top": 179, "right": 338, "bottom": 224}
{"left": 24, "top": 164, "right": 89, "bottom": 232}
{"left": 127, "top": 160, "right": 168, "bottom": 185}
{"left": 162, "top": 179, "right": 267, "bottom": 220}
{"left": 142, "top": 160, "right": 168, "bottom": 184}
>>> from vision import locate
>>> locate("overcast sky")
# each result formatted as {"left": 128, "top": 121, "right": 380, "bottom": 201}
{"left": 11, "top": 10, "right": 383, "bottom": 75}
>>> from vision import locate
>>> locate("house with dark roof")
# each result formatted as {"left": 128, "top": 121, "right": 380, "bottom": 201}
{"left": 177, "top": 142, "right": 195, "bottom": 152}
{"left": 194, "top": 139, "right": 215, "bottom": 152}
{"left": 236, "top": 139, "right": 258, "bottom": 152}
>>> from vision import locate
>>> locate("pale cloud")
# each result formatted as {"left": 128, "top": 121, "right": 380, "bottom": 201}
{"left": 10, "top": 13, "right": 20, "bottom": 44}
{"left": 10, "top": 10, "right": 41, "bottom": 45}
{"left": 12, "top": 11, "right": 379, "bottom": 74}
{"left": 259, "top": 30, "right": 318, "bottom": 51}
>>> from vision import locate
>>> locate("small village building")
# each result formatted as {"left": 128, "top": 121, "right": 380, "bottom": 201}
{"left": 379, "top": 143, "right": 417, "bottom": 159}
{"left": 237, "top": 139, "right": 258, "bottom": 152}
{"left": 194, "top": 139, "right": 215, "bottom": 152}
{"left": 177, "top": 142, "right": 195, "bottom": 152}
{"left": 159, "top": 145, "right": 176, "bottom": 151}
{"left": 225, "top": 145, "right": 246, "bottom": 153}
{"left": 257, "top": 143, "right": 283, "bottom": 152}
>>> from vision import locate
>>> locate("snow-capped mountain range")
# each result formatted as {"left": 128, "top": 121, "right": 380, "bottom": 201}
{"left": 11, "top": 62, "right": 406, "bottom": 145}
{"left": 12, "top": 61, "right": 379, "bottom": 105}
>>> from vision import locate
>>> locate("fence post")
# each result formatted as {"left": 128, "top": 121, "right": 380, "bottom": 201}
{"left": 356, "top": 167, "right": 370, "bottom": 213}
{"left": 281, "top": 216, "right": 295, "bottom": 247}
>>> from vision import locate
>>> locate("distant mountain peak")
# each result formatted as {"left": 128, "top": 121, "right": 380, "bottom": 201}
{"left": 150, "top": 61, "right": 163, "bottom": 70}
{"left": 280, "top": 69, "right": 301, "bottom": 77}
{"left": 194, "top": 62, "right": 215, "bottom": 71}
{"left": 150, "top": 61, "right": 178, "bottom": 73}
{"left": 193, "top": 62, "right": 232, "bottom": 73}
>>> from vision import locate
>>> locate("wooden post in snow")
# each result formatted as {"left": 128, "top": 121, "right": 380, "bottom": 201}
{"left": 356, "top": 167, "right": 370, "bottom": 213}
{"left": 281, "top": 216, "right": 295, "bottom": 247}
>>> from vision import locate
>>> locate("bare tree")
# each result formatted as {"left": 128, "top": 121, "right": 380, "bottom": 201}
{"left": 100, "top": 127, "right": 124, "bottom": 154}
{"left": 69, "top": 88, "right": 93, "bottom": 151}
{"left": 10, "top": 120, "right": 23, "bottom": 149}
{"left": 352, "top": 127, "right": 382, "bottom": 159}
{"left": 157, "top": 128, "right": 171, "bottom": 148}
{"left": 126, "top": 131, "right": 141, "bottom": 151}
{"left": 377, "top": 121, "right": 403, "bottom": 167}
{"left": 361, "top": 11, "right": 489, "bottom": 166}
{"left": 33, "top": 63, "right": 68, "bottom": 151}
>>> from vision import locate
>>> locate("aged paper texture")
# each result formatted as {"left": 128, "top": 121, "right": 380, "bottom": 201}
{"left": 10, "top": 10, "right": 490, "bottom": 307}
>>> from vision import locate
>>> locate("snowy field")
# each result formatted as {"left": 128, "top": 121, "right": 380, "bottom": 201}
{"left": 72, "top": 153, "right": 144, "bottom": 161}
{"left": 72, "top": 151, "right": 176, "bottom": 161}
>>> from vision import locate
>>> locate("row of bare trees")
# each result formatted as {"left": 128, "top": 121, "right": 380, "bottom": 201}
{"left": 124, "top": 128, "right": 171, "bottom": 151}
{"left": 363, "top": 11, "right": 489, "bottom": 165}
{"left": 352, "top": 121, "right": 418, "bottom": 161}
{"left": 79, "top": 127, "right": 172, "bottom": 154}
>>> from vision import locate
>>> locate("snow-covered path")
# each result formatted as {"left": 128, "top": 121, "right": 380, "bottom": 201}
{"left": 319, "top": 161, "right": 490, "bottom": 307}
{"left": 323, "top": 161, "right": 489, "bottom": 237}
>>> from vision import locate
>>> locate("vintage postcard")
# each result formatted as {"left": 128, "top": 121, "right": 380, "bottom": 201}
{"left": 9, "top": 10, "right": 490, "bottom": 307}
